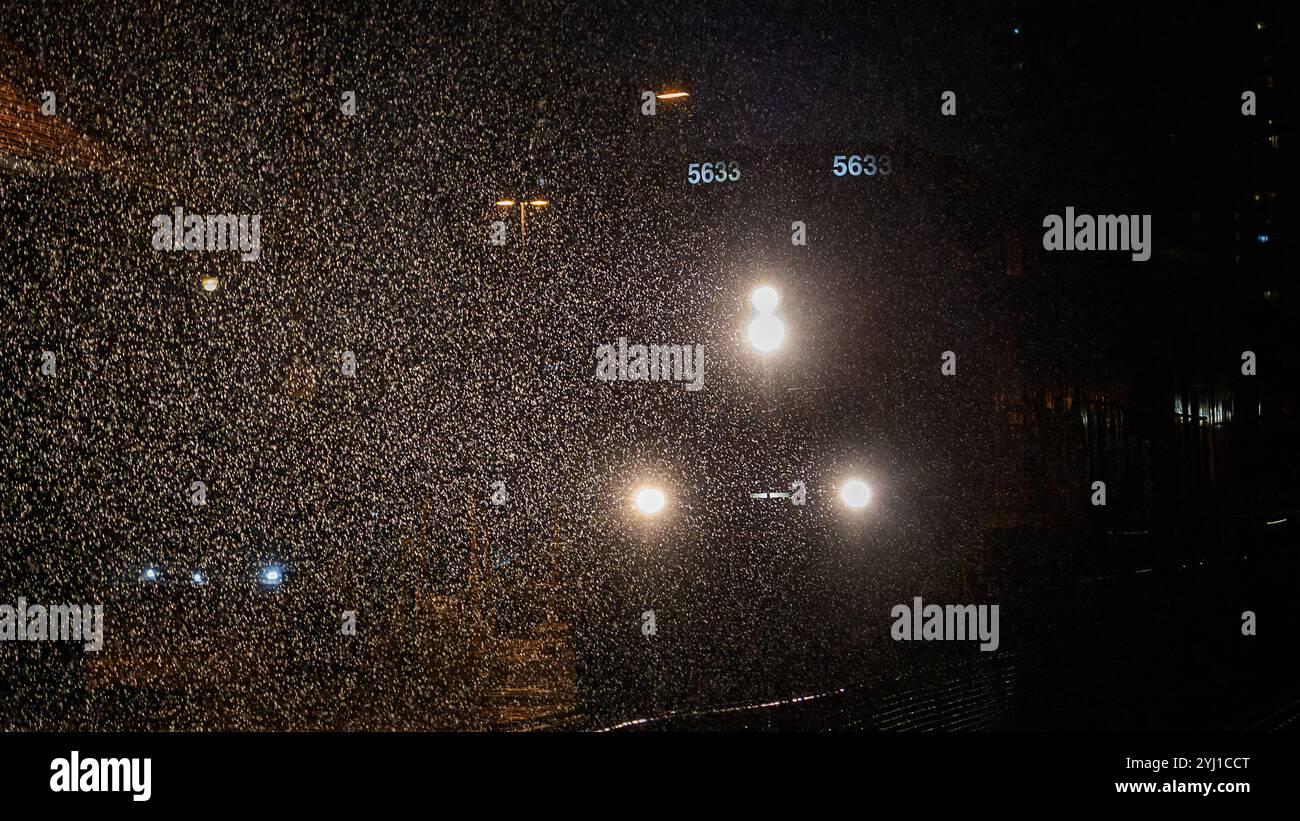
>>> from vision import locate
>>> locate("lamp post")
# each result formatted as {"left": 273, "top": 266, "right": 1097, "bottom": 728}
{"left": 494, "top": 197, "right": 550, "bottom": 246}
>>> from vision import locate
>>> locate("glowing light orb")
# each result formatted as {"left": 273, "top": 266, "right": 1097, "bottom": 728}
{"left": 259, "top": 565, "right": 284, "bottom": 587}
{"left": 633, "top": 487, "right": 666, "bottom": 516}
{"left": 840, "top": 479, "right": 872, "bottom": 509}
{"left": 747, "top": 313, "right": 786, "bottom": 353}
{"left": 751, "top": 285, "right": 779, "bottom": 314}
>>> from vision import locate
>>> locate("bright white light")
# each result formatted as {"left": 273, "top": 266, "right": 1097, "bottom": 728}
{"left": 142, "top": 567, "right": 159, "bottom": 582}
{"left": 747, "top": 313, "right": 786, "bottom": 353}
{"left": 840, "top": 479, "right": 872, "bottom": 509}
{"left": 751, "top": 285, "right": 779, "bottom": 314}
{"left": 259, "top": 565, "right": 284, "bottom": 587}
{"left": 201, "top": 276, "right": 220, "bottom": 292}
{"left": 191, "top": 570, "right": 206, "bottom": 585}
{"left": 633, "top": 486, "right": 666, "bottom": 515}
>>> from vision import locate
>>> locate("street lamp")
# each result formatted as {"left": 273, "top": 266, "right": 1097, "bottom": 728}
{"left": 495, "top": 197, "right": 550, "bottom": 246}
{"left": 839, "top": 479, "right": 872, "bottom": 509}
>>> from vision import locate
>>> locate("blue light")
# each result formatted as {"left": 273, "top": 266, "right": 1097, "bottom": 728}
{"left": 141, "top": 567, "right": 160, "bottom": 583}
{"left": 259, "top": 565, "right": 284, "bottom": 587}
{"left": 1012, "top": 25, "right": 1021, "bottom": 34}
{"left": 1257, "top": 234, "right": 1270, "bottom": 244}
{"left": 191, "top": 570, "right": 206, "bottom": 586}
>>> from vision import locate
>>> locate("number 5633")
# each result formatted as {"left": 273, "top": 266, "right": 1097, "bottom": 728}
{"left": 688, "top": 161, "right": 741, "bottom": 184}
{"left": 832, "top": 154, "right": 893, "bottom": 177}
